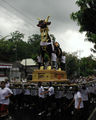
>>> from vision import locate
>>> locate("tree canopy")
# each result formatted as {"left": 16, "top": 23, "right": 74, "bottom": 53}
{"left": 71, "top": 0, "right": 96, "bottom": 52}
{"left": 0, "top": 31, "right": 41, "bottom": 62}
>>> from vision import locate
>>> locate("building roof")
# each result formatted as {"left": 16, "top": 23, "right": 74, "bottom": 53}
{"left": 0, "top": 61, "right": 12, "bottom": 68}
{"left": 21, "top": 59, "right": 36, "bottom": 66}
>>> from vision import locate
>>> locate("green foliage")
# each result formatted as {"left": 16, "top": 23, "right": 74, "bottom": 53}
{"left": 65, "top": 53, "right": 96, "bottom": 78}
{"left": 80, "top": 56, "right": 96, "bottom": 76}
{"left": 0, "top": 31, "right": 31, "bottom": 62}
{"left": 28, "top": 34, "right": 41, "bottom": 60}
{"left": 8, "top": 31, "right": 30, "bottom": 61}
{"left": 9, "top": 31, "right": 24, "bottom": 42}
{"left": 0, "top": 32, "right": 41, "bottom": 62}
{"left": 66, "top": 53, "right": 79, "bottom": 78}
{"left": 71, "top": 0, "right": 96, "bottom": 52}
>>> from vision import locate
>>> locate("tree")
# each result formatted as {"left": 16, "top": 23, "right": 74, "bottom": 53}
{"left": 80, "top": 55, "right": 96, "bottom": 76}
{"left": 8, "top": 31, "right": 30, "bottom": 61}
{"left": 9, "top": 31, "right": 24, "bottom": 42}
{"left": 71, "top": 0, "right": 96, "bottom": 52}
{"left": 28, "top": 34, "right": 41, "bottom": 60}
{"left": 0, "top": 36, "right": 15, "bottom": 61}
{"left": 66, "top": 53, "right": 79, "bottom": 78}
{"left": 0, "top": 31, "right": 31, "bottom": 62}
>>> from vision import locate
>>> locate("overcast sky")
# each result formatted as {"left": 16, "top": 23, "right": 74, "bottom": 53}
{"left": 0, "top": 0, "right": 94, "bottom": 58}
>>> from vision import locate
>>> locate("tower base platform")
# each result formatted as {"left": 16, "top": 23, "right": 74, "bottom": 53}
{"left": 31, "top": 69, "right": 68, "bottom": 82}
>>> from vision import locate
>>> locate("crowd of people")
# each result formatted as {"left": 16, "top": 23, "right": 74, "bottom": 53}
{"left": 0, "top": 79, "right": 96, "bottom": 120}
{"left": 70, "top": 75, "right": 96, "bottom": 84}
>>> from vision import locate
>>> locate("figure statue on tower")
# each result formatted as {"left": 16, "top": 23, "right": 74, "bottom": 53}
{"left": 37, "top": 16, "right": 63, "bottom": 70}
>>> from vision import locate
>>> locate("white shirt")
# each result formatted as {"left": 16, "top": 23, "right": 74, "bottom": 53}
{"left": 5, "top": 83, "right": 10, "bottom": 88}
{"left": 48, "top": 87, "right": 54, "bottom": 96}
{"left": 80, "top": 89, "right": 88, "bottom": 101}
{"left": 51, "top": 53, "right": 57, "bottom": 62}
{"left": 0, "top": 87, "right": 13, "bottom": 105}
{"left": 40, "top": 41, "right": 51, "bottom": 46}
{"left": 74, "top": 91, "right": 84, "bottom": 109}
{"left": 61, "top": 56, "right": 66, "bottom": 63}
{"left": 37, "top": 56, "right": 42, "bottom": 63}
{"left": 38, "top": 86, "right": 44, "bottom": 98}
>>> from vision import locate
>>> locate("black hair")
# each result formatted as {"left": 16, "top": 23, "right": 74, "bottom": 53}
{"left": 49, "top": 82, "right": 52, "bottom": 87}
{"left": 1, "top": 81, "right": 5, "bottom": 84}
{"left": 38, "top": 82, "right": 42, "bottom": 87}
{"left": 74, "top": 86, "right": 79, "bottom": 93}
{"left": 82, "top": 85, "right": 86, "bottom": 90}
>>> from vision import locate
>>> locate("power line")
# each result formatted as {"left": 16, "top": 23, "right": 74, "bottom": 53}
{"left": 0, "top": 4, "right": 35, "bottom": 28}
{"left": 3, "top": 0, "right": 35, "bottom": 21}
{"left": 0, "top": 0, "right": 36, "bottom": 28}
{"left": 0, "top": 4, "right": 16, "bottom": 18}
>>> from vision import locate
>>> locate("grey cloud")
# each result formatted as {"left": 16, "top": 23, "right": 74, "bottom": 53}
{"left": 1, "top": 0, "right": 78, "bottom": 24}
{"left": 0, "top": 0, "right": 93, "bottom": 57}
{"left": 0, "top": 0, "right": 80, "bottom": 36}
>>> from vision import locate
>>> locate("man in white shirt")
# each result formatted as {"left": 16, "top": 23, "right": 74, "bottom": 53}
{"left": 81, "top": 85, "right": 89, "bottom": 103}
{"left": 60, "top": 54, "right": 66, "bottom": 71}
{"left": 38, "top": 82, "right": 45, "bottom": 112}
{"left": 48, "top": 82, "right": 54, "bottom": 97}
{"left": 74, "top": 91, "right": 84, "bottom": 109}
{"left": 38, "top": 82, "right": 45, "bottom": 99}
{"left": 37, "top": 55, "right": 42, "bottom": 69}
{"left": 44, "top": 82, "right": 54, "bottom": 97}
{"left": 51, "top": 52, "right": 57, "bottom": 69}
{"left": 5, "top": 79, "right": 10, "bottom": 88}
{"left": 44, "top": 82, "right": 55, "bottom": 110}
{"left": 48, "top": 86, "right": 54, "bottom": 96}
{"left": 80, "top": 85, "right": 89, "bottom": 119}
{"left": 23, "top": 85, "right": 31, "bottom": 106}
{"left": 0, "top": 81, "right": 13, "bottom": 117}
{"left": 68, "top": 86, "right": 84, "bottom": 120}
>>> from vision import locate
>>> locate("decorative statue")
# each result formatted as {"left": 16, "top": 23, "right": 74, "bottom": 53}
{"left": 37, "top": 16, "right": 63, "bottom": 70}
{"left": 37, "top": 16, "right": 51, "bottom": 42}
{"left": 37, "top": 16, "right": 53, "bottom": 67}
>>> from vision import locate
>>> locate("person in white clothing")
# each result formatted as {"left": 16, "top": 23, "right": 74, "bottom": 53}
{"left": 48, "top": 82, "right": 54, "bottom": 97}
{"left": 80, "top": 85, "right": 89, "bottom": 119}
{"left": 48, "top": 86, "right": 54, "bottom": 96}
{"left": 37, "top": 55, "right": 42, "bottom": 69}
{"left": 38, "top": 82, "right": 45, "bottom": 111}
{"left": 81, "top": 85, "right": 89, "bottom": 104}
{"left": 74, "top": 90, "right": 83, "bottom": 109}
{"left": 60, "top": 53, "right": 66, "bottom": 70}
{"left": 5, "top": 79, "right": 10, "bottom": 88}
{"left": 38, "top": 82, "right": 45, "bottom": 99}
{"left": 44, "top": 82, "right": 55, "bottom": 110}
{"left": 51, "top": 52, "right": 57, "bottom": 69}
{"left": 68, "top": 86, "right": 84, "bottom": 120}
{"left": 0, "top": 81, "right": 13, "bottom": 116}
{"left": 44, "top": 82, "right": 54, "bottom": 97}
